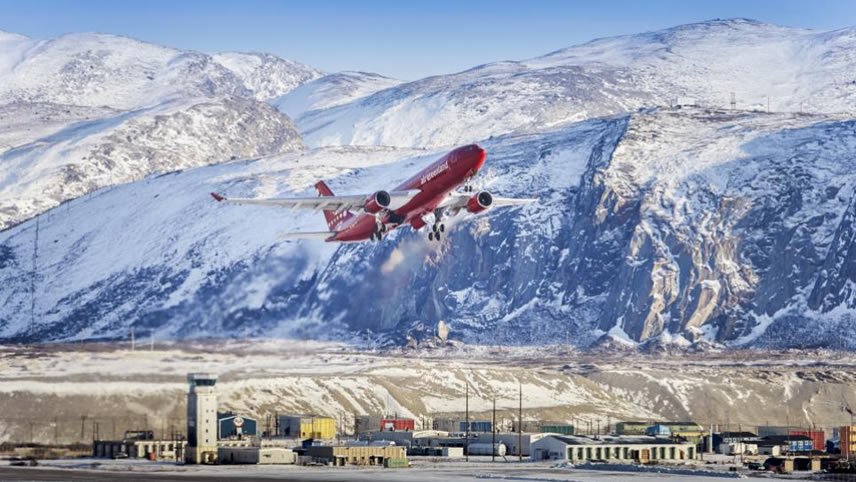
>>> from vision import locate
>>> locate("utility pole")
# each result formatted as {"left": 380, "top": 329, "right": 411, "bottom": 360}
{"left": 130, "top": 327, "right": 135, "bottom": 351}
{"left": 80, "top": 415, "right": 87, "bottom": 442}
{"left": 465, "top": 383, "right": 469, "bottom": 462}
{"left": 730, "top": 92, "right": 736, "bottom": 110}
{"left": 492, "top": 396, "right": 496, "bottom": 463}
{"left": 518, "top": 381, "right": 522, "bottom": 462}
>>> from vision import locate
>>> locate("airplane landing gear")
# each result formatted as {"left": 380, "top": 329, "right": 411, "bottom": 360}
{"left": 428, "top": 222, "right": 445, "bottom": 241}
{"left": 371, "top": 222, "right": 388, "bottom": 242}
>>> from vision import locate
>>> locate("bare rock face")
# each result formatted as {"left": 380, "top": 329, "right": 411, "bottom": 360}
{"left": 3, "top": 109, "right": 856, "bottom": 348}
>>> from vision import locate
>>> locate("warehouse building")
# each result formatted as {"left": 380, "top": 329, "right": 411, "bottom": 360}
{"left": 306, "top": 445, "right": 407, "bottom": 466}
{"left": 432, "top": 417, "right": 463, "bottom": 432}
{"left": 359, "top": 429, "right": 449, "bottom": 447}
{"left": 461, "top": 420, "right": 492, "bottom": 433}
{"left": 531, "top": 435, "right": 696, "bottom": 463}
{"left": 758, "top": 425, "right": 804, "bottom": 437}
{"left": 512, "top": 420, "right": 543, "bottom": 433}
{"left": 760, "top": 434, "right": 814, "bottom": 454}
{"left": 616, "top": 421, "right": 705, "bottom": 445}
{"left": 277, "top": 415, "right": 336, "bottom": 440}
{"left": 541, "top": 424, "right": 575, "bottom": 436}
{"left": 355, "top": 415, "right": 383, "bottom": 435}
{"left": 92, "top": 431, "right": 187, "bottom": 461}
{"left": 473, "top": 432, "right": 555, "bottom": 457}
{"left": 218, "top": 446, "right": 296, "bottom": 465}
{"left": 842, "top": 426, "right": 856, "bottom": 457}
{"left": 615, "top": 422, "right": 651, "bottom": 436}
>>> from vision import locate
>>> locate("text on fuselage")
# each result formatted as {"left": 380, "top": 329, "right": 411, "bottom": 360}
{"left": 420, "top": 160, "right": 449, "bottom": 186}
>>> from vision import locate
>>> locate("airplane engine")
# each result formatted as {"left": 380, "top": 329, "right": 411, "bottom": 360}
{"left": 364, "top": 190, "right": 391, "bottom": 213}
{"left": 466, "top": 191, "right": 493, "bottom": 213}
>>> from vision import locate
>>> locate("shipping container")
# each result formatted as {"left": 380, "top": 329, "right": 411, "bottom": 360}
{"left": 380, "top": 418, "right": 415, "bottom": 432}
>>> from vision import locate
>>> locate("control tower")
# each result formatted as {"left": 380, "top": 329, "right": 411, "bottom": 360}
{"left": 186, "top": 373, "right": 218, "bottom": 464}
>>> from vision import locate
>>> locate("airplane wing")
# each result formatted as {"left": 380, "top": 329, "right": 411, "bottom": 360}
{"left": 439, "top": 192, "right": 538, "bottom": 210}
{"left": 210, "top": 190, "right": 419, "bottom": 212}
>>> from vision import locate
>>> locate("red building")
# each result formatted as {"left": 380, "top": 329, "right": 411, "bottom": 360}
{"left": 380, "top": 418, "right": 415, "bottom": 432}
{"left": 790, "top": 429, "right": 825, "bottom": 451}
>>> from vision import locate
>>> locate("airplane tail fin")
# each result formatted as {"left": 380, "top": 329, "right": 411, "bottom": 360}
{"left": 315, "top": 180, "right": 353, "bottom": 231}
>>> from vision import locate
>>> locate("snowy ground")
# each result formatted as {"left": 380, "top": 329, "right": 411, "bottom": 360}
{"left": 0, "top": 457, "right": 793, "bottom": 481}
{"left": 1, "top": 341, "right": 855, "bottom": 447}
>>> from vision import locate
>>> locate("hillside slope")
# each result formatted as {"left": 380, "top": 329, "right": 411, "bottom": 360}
{"left": 3, "top": 108, "right": 856, "bottom": 348}
{"left": 293, "top": 19, "right": 856, "bottom": 148}
{"left": 0, "top": 30, "right": 318, "bottom": 229}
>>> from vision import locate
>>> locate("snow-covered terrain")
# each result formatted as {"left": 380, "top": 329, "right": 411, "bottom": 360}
{"left": 273, "top": 71, "right": 402, "bottom": 119}
{"left": 0, "top": 30, "right": 321, "bottom": 229}
{"left": 0, "top": 30, "right": 320, "bottom": 108}
{"left": 292, "top": 19, "right": 856, "bottom": 148}
{"left": 1, "top": 342, "right": 855, "bottom": 450}
{"left": 3, "top": 19, "right": 856, "bottom": 349}
{"left": 3, "top": 105, "right": 856, "bottom": 348}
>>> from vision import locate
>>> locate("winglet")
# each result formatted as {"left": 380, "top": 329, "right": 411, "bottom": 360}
{"left": 210, "top": 192, "right": 226, "bottom": 202}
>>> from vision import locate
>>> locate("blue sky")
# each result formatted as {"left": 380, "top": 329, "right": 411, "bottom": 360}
{"left": 2, "top": 0, "right": 855, "bottom": 79}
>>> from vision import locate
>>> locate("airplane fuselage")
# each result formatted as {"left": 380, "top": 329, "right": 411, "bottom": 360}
{"left": 330, "top": 144, "right": 487, "bottom": 242}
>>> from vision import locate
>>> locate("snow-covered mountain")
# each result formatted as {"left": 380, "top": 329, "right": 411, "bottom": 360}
{"left": 272, "top": 71, "right": 402, "bottom": 120}
{"left": 3, "top": 106, "right": 856, "bottom": 349}
{"left": 213, "top": 52, "right": 323, "bottom": 101}
{"left": 0, "top": 30, "right": 319, "bottom": 229}
{"left": 292, "top": 19, "right": 856, "bottom": 148}
{"left": 0, "top": 30, "right": 320, "bottom": 108}
{"left": 4, "top": 19, "right": 856, "bottom": 349}
{"left": 0, "top": 98, "right": 302, "bottom": 228}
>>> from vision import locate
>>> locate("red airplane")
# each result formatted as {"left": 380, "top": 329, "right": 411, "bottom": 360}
{"left": 210, "top": 144, "right": 534, "bottom": 242}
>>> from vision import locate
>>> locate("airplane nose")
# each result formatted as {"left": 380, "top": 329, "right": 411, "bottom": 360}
{"left": 473, "top": 145, "right": 486, "bottom": 170}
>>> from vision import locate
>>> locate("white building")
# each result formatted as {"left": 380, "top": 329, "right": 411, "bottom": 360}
{"left": 473, "top": 432, "right": 555, "bottom": 457}
{"left": 218, "top": 446, "right": 296, "bottom": 465}
{"left": 93, "top": 439, "right": 187, "bottom": 461}
{"left": 186, "top": 373, "right": 218, "bottom": 464}
{"left": 719, "top": 442, "right": 758, "bottom": 455}
{"left": 531, "top": 435, "right": 696, "bottom": 463}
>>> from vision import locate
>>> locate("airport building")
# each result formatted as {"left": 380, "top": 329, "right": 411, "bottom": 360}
{"left": 218, "top": 446, "right": 296, "bottom": 465}
{"left": 186, "top": 373, "right": 218, "bottom": 464}
{"left": 842, "top": 426, "right": 856, "bottom": 458}
{"left": 218, "top": 411, "right": 257, "bottom": 439}
{"left": 92, "top": 431, "right": 186, "bottom": 461}
{"left": 276, "top": 415, "right": 336, "bottom": 440}
{"left": 306, "top": 445, "right": 407, "bottom": 466}
{"left": 531, "top": 435, "right": 696, "bottom": 463}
